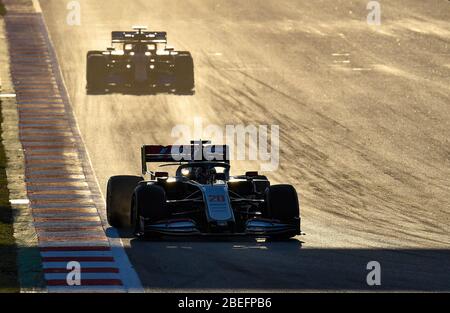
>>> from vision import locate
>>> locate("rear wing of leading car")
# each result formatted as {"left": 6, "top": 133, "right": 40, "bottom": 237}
{"left": 141, "top": 143, "right": 230, "bottom": 174}
{"left": 111, "top": 31, "right": 167, "bottom": 44}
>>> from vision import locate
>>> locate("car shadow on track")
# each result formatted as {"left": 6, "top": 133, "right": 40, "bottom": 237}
{"left": 86, "top": 86, "right": 195, "bottom": 96}
{"left": 117, "top": 227, "right": 303, "bottom": 245}
{"left": 112, "top": 228, "right": 450, "bottom": 291}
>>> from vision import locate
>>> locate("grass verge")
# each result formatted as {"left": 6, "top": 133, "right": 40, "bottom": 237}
{"left": 0, "top": 1, "right": 6, "bottom": 17}
{"left": 0, "top": 99, "right": 19, "bottom": 293}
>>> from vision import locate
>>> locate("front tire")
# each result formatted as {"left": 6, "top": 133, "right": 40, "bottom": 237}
{"left": 106, "top": 175, "right": 142, "bottom": 228}
{"left": 265, "top": 184, "right": 300, "bottom": 221}
{"left": 133, "top": 184, "right": 168, "bottom": 238}
{"left": 264, "top": 184, "right": 300, "bottom": 239}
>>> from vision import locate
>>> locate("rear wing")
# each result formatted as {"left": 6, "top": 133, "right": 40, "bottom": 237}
{"left": 111, "top": 31, "right": 167, "bottom": 44}
{"left": 141, "top": 143, "right": 230, "bottom": 174}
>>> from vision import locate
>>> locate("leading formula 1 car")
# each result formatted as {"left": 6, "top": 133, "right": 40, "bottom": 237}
{"left": 86, "top": 26, "right": 194, "bottom": 94}
{"left": 106, "top": 141, "right": 301, "bottom": 239}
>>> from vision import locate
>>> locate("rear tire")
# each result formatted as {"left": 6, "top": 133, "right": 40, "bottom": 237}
{"left": 134, "top": 184, "right": 168, "bottom": 238}
{"left": 86, "top": 53, "right": 107, "bottom": 93}
{"left": 106, "top": 175, "right": 142, "bottom": 228}
{"left": 174, "top": 52, "right": 194, "bottom": 94}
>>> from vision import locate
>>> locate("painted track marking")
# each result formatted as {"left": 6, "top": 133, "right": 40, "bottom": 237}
{"left": 3, "top": 0, "right": 143, "bottom": 292}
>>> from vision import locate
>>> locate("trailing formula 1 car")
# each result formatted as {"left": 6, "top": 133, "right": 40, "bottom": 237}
{"left": 106, "top": 141, "right": 301, "bottom": 239}
{"left": 86, "top": 26, "right": 194, "bottom": 94}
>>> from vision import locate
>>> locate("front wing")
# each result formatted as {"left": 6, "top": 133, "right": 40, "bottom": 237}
{"left": 142, "top": 218, "right": 301, "bottom": 237}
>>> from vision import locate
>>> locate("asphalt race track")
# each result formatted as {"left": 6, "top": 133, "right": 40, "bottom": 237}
{"left": 38, "top": 0, "right": 450, "bottom": 291}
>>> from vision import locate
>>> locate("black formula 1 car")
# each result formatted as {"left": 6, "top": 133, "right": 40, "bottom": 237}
{"left": 86, "top": 26, "right": 194, "bottom": 94}
{"left": 106, "top": 141, "right": 301, "bottom": 239}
